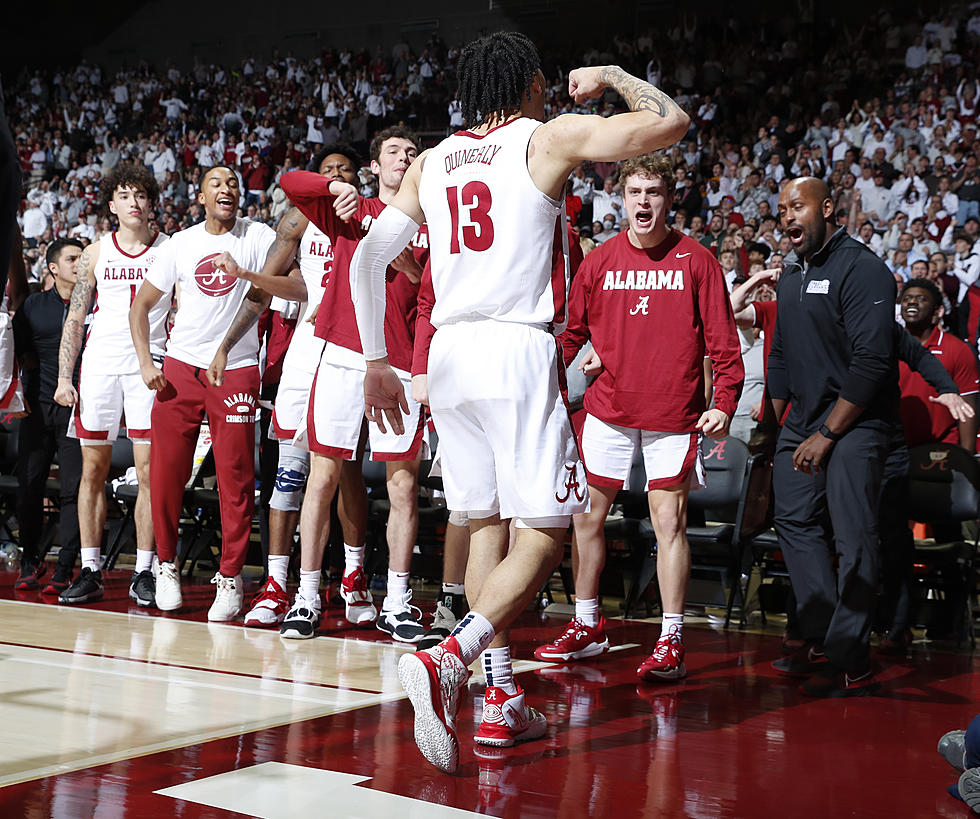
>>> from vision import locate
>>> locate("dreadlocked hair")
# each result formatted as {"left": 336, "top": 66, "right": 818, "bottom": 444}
{"left": 456, "top": 32, "right": 541, "bottom": 125}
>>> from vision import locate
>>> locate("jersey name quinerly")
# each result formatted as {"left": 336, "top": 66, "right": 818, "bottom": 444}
{"left": 602, "top": 269, "right": 685, "bottom": 291}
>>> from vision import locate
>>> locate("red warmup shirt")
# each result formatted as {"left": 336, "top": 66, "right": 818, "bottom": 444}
{"left": 560, "top": 229, "right": 744, "bottom": 432}
{"left": 279, "top": 171, "right": 429, "bottom": 373}
{"left": 899, "top": 325, "right": 979, "bottom": 447}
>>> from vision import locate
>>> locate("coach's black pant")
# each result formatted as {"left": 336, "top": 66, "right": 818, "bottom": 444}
{"left": 16, "top": 401, "right": 82, "bottom": 570}
{"left": 877, "top": 429, "right": 914, "bottom": 638}
{"left": 773, "top": 424, "right": 890, "bottom": 672}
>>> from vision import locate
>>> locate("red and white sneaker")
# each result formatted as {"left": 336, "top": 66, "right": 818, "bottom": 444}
{"left": 243, "top": 577, "right": 290, "bottom": 627}
{"left": 637, "top": 630, "right": 687, "bottom": 681}
{"left": 533, "top": 616, "right": 610, "bottom": 662}
{"left": 474, "top": 685, "right": 547, "bottom": 748}
{"left": 397, "top": 636, "right": 470, "bottom": 773}
{"left": 341, "top": 567, "right": 378, "bottom": 625}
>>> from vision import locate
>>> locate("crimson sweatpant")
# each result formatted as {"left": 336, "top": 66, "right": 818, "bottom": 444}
{"left": 150, "top": 357, "right": 258, "bottom": 577}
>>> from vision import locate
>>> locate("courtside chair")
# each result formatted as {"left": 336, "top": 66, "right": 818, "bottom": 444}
{"left": 905, "top": 442, "right": 980, "bottom": 647}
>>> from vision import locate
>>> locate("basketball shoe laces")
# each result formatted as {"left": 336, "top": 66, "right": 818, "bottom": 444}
{"left": 652, "top": 625, "right": 681, "bottom": 661}
{"left": 557, "top": 618, "right": 591, "bottom": 645}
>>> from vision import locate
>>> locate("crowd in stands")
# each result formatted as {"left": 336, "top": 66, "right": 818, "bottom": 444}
{"left": 7, "top": 6, "right": 980, "bottom": 322}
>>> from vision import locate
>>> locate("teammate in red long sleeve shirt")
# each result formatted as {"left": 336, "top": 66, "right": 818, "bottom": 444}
{"left": 534, "top": 153, "right": 744, "bottom": 681}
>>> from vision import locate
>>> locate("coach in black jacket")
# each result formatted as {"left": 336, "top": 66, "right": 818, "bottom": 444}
{"left": 767, "top": 177, "right": 899, "bottom": 698}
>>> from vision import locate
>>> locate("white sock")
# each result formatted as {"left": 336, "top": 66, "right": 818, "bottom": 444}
{"left": 343, "top": 544, "right": 364, "bottom": 575}
{"left": 575, "top": 597, "right": 600, "bottom": 628}
{"left": 442, "top": 581, "right": 465, "bottom": 596}
{"left": 81, "top": 547, "right": 101, "bottom": 572}
{"left": 482, "top": 646, "right": 517, "bottom": 695}
{"left": 299, "top": 569, "right": 320, "bottom": 603}
{"left": 449, "top": 611, "right": 496, "bottom": 666}
{"left": 268, "top": 555, "right": 289, "bottom": 589}
{"left": 384, "top": 570, "right": 410, "bottom": 609}
{"left": 135, "top": 549, "right": 153, "bottom": 573}
{"left": 660, "top": 612, "right": 684, "bottom": 642}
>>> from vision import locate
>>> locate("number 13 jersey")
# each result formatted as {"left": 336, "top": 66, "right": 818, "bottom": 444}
{"left": 418, "top": 117, "right": 569, "bottom": 332}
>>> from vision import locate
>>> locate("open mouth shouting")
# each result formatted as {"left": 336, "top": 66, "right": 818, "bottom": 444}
{"left": 633, "top": 208, "right": 653, "bottom": 230}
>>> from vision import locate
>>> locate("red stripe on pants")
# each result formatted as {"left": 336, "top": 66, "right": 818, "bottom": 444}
{"left": 150, "top": 357, "right": 258, "bottom": 576}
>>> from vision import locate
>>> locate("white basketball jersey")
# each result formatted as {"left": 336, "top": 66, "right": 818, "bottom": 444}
{"left": 84, "top": 232, "right": 170, "bottom": 374}
{"left": 282, "top": 220, "right": 331, "bottom": 372}
{"left": 418, "top": 117, "right": 569, "bottom": 332}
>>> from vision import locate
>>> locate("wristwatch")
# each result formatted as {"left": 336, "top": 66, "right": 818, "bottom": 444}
{"left": 819, "top": 424, "right": 842, "bottom": 442}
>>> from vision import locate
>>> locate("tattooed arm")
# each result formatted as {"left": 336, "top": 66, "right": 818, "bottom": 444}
{"left": 530, "top": 65, "right": 690, "bottom": 197}
{"left": 54, "top": 241, "right": 98, "bottom": 406}
{"left": 206, "top": 267, "right": 299, "bottom": 387}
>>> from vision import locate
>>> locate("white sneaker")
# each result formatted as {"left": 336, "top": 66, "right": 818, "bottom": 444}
{"left": 154, "top": 560, "right": 183, "bottom": 611}
{"left": 280, "top": 592, "right": 322, "bottom": 639}
{"left": 208, "top": 573, "right": 244, "bottom": 622}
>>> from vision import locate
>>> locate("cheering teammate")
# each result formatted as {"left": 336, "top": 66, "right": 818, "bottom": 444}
{"left": 130, "top": 165, "right": 276, "bottom": 620}
{"left": 55, "top": 164, "right": 169, "bottom": 606}
{"left": 534, "top": 153, "right": 743, "bottom": 680}
{"left": 208, "top": 144, "right": 370, "bottom": 628}
{"left": 351, "top": 33, "right": 690, "bottom": 772}
{"left": 272, "top": 127, "right": 430, "bottom": 640}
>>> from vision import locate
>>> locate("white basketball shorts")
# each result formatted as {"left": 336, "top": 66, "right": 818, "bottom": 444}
{"left": 72, "top": 367, "right": 154, "bottom": 445}
{"left": 580, "top": 413, "right": 706, "bottom": 492}
{"left": 294, "top": 343, "right": 427, "bottom": 461}
{"left": 427, "top": 321, "right": 588, "bottom": 522}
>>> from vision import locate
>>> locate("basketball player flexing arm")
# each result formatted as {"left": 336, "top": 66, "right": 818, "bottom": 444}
{"left": 350, "top": 33, "right": 690, "bottom": 772}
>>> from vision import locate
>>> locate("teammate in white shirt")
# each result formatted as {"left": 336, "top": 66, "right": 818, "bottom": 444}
{"left": 54, "top": 164, "right": 170, "bottom": 608}
{"left": 206, "top": 144, "right": 370, "bottom": 629}
{"left": 130, "top": 165, "right": 277, "bottom": 621}
{"left": 351, "top": 33, "right": 690, "bottom": 772}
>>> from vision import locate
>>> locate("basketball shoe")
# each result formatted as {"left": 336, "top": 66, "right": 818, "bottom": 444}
{"left": 534, "top": 616, "right": 609, "bottom": 662}
{"left": 280, "top": 592, "right": 322, "bottom": 639}
{"left": 474, "top": 685, "right": 547, "bottom": 747}
{"left": 244, "top": 577, "right": 290, "bottom": 627}
{"left": 340, "top": 567, "right": 378, "bottom": 625}
{"left": 637, "top": 627, "right": 687, "bottom": 681}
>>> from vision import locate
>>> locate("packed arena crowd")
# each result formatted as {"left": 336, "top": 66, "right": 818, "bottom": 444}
{"left": 4, "top": 0, "right": 980, "bottom": 795}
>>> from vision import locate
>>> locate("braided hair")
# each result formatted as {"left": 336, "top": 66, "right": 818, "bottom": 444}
{"left": 456, "top": 32, "right": 541, "bottom": 125}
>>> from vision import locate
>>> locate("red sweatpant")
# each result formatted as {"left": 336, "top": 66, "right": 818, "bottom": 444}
{"left": 150, "top": 357, "right": 258, "bottom": 576}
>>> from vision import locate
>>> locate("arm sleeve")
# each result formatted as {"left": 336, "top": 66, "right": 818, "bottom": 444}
{"left": 557, "top": 258, "right": 592, "bottom": 367}
{"left": 838, "top": 256, "right": 898, "bottom": 407}
{"left": 895, "top": 326, "right": 958, "bottom": 394}
{"left": 350, "top": 205, "right": 422, "bottom": 362}
{"left": 278, "top": 171, "right": 340, "bottom": 236}
{"left": 698, "top": 256, "right": 745, "bottom": 418}
{"left": 411, "top": 261, "right": 434, "bottom": 377}
{"left": 11, "top": 305, "right": 33, "bottom": 360}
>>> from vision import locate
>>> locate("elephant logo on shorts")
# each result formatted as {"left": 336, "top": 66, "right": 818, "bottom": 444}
{"left": 194, "top": 253, "right": 237, "bottom": 297}
{"left": 556, "top": 463, "right": 586, "bottom": 503}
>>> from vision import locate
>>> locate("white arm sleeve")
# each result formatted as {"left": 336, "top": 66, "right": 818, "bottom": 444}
{"left": 350, "top": 205, "right": 421, "bottom": 362}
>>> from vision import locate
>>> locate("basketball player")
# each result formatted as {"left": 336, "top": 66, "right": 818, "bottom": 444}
{"left": 54, "top": 164, "right": 169, "bottom": 607}
{"left": 270, "top": 127, "right": 430, "bottom": 641}
{"left": 129, "top": 165, "right": 276, "bottom": 621}
{"left": 351, "top": 34, "right": 690, "bottom": 772}
{"left": 534, "top": 153, "right": 743, "bottom": 681}
{"left": 207, "top": 144, "right": 370, "bottom": 629}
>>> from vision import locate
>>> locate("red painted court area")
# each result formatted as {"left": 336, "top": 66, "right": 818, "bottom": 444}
{"left": 0, "top": 571, "right": 976, "bottom": 818}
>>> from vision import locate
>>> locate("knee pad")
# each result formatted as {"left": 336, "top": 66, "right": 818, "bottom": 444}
{"left": 270, "top": 445, "right": 310, "bottom": 512}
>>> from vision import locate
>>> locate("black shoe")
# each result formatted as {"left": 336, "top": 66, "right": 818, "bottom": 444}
{"left": 376, "top": 603, "right": 426, "bottom": 643}
{"left": 14, "top": 561, "right": 47, "bottom": 590}
{"left": 771, "top": 642, "right": 828, "bottom": 676}
{"left": 42, "top": 567, "right": 72, "bottom": 595}
{"left": 419, "top": 592, "right": 467, "bottom": 650}
{"left": 800, "top": 666, "right": 880, "bottom": 698}
{"left": 129, "top": 570, "right": 156, "bottom": 607}
{"left": 59, "top": 567, "right": 104, "bottom": 605}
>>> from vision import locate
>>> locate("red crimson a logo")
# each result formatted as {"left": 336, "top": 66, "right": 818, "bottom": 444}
{"left": 556, "top": 463, "right": 586, "bottom": 503}
{"left": 194, "top": 253, "right": 237, "bottom": 297}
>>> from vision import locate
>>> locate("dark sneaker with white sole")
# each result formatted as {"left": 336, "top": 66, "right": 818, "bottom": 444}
{"left": 377, "top": 603, "right": 426, "bottom": 643}
{"left": 59, "top": 567, "right": 104, "bottom": 605}
{"left": 129, "top": 570, "right": 156, "bottom": 607}
{"left": 800, "top": 666, "right": 880, "bottom": 698}
{"left": 771, "top": 642, "right": 828, "bottom": 676}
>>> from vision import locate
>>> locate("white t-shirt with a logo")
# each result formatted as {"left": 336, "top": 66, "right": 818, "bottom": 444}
{"left": 145, "top": 218, "right": 276, "bottom": 370}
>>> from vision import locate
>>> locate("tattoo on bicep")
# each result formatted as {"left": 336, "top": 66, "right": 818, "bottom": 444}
{"left": 598, "top": 66, "right": 669, "bottom": 118}
{"left": 59, "top": 277, "right": 94, "bottom": 378}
